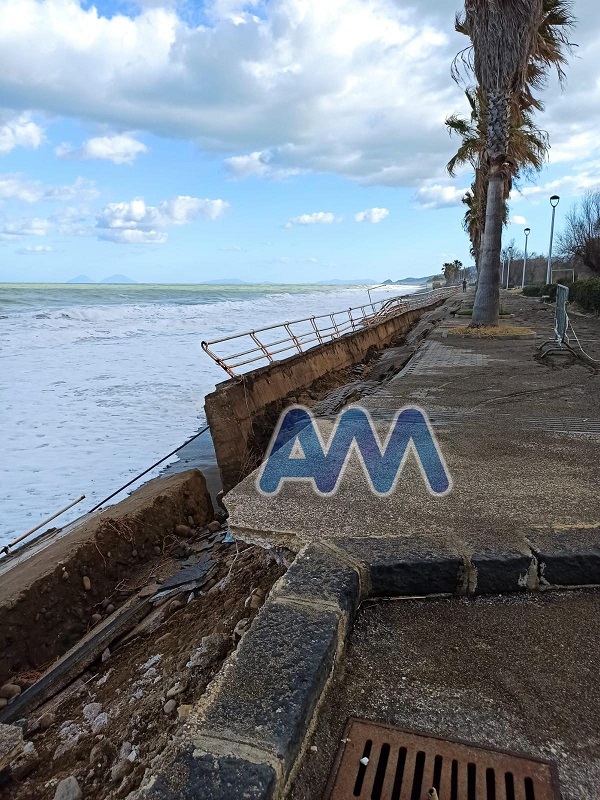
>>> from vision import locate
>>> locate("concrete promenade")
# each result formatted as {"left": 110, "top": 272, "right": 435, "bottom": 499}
{"left": 226, "top": 292, "right": 600, "bottom": 563}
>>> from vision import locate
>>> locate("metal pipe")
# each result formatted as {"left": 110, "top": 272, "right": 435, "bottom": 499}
{"left": 2, "top": 495, "right": 86, "bottom": 554}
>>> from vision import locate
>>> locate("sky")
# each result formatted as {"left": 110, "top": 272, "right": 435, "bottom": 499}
{"left": 0, "top": 0, "right": 597, "bottom": 284}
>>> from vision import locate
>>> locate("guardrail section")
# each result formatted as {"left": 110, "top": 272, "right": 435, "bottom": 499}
{"left": 201, "top": 288, "right": 457, "bottom": 376}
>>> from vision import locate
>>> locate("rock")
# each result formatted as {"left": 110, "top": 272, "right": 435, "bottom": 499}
{"left": 207, "top": 521, "right": 221, "bottom": 533}
{"left": 10, "top": 740, "right": 39, "bottom": 781}
{"left": 13, "top": 719, "right": 27, "bottom": 734}
{"left": 177, "top": 704, "right": 192, "bottom": 721}
{"left": 0, "top": 723, "right": 23, "bottom": 772}
{"left": 186, "top": 634, "right": 229, "bottom": 669}
{"left": 0, "top": 699, "right": 7, "bottom": 710}
{"left": 105, "top": 604, "right": 115, "bottom": 615}
{"left": 187, "top": 516, "right": 195, "bottom": 527}
{"left": 163, "top": 699, "right": 177, "bottom": 714}
{"left": 223, "top": 599, "right": 235, "bottom": 613}
{"left": 61, "top": 571, "right": 70, "bottom": 581}
{"left": 252, "top": 587, "right": 266, "bottom": 599}
{"left": 175, "top": 524, "right": 191, "bottom": 538}
{"left": 204, "top": 578, "right": 217, "bottom": 591}
{"left": 131, "top": 549, "right": 138, "bottom": 558}
{"left": 89, "top": 738, "right": 116, "bottom": 768}
{"left": 168, "top": 599, "right": 184, "bottom": 613}
{"left": 110, "top": 757, "right": 133, "bottom": 782}
{"left": 101, "top": 597, "right": 110, "bottom": 609}
{"left": 153, "top": 546, "right": 162, "bottom": 556}
{"left": 248, "top": 594, "right": 264, "bottom": 610}
{"left": 166, "top": 682, "right": 185, "bottom": 699}
{"left": 54, "top": 775, "right": 82, "bottom": 800}
{"left": 82, "top": 576, "right": 92, "bottom": 592}
{"left": 215, "top": 508, "right": 229, "bottom": 523}
{"left": 0, "top": 684, "right": 21, "bottom": 699}
{"left": 233, "top": 618, "right": 251, "bottom": 641}
{"left": 101, "top": 648, "right": 111, "bottom": 663}
{"left": 91, "top": 613, "right": 102, "bottom": 625}
{"left": 38, "top": 712, "right": 55, "bottom": 730}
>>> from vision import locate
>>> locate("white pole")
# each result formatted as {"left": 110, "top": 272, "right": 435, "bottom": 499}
{"left": 546, "top": 196, "right": 560, "bottom": 284}
{"left": 521, "top": 228, "right": 530, "bottom": 289}
{"left": 506, "top": 249, "right": 513, "bottom": 290}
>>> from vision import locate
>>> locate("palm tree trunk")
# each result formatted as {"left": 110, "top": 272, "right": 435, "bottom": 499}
{"left": 471, "top": 169, "right": 504, "bottom": 325}
{"left": 471, "top": 89, "right": 510, "bottom": 326}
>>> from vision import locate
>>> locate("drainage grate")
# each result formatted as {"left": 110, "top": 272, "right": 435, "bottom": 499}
{"left": 326, "top": 719, "right": 560, "bottom": 800}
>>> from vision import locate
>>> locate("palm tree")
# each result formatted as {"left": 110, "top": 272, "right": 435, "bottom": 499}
{"left": 454, "top": 0, "right": 574, "bottom": 326}
{"left": 446, "top": 87, "right": 548, "bottom": 270}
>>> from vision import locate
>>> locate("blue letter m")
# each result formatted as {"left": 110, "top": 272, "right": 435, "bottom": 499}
{"left": 257, "top": 405, "right": 451, "bottom": 497}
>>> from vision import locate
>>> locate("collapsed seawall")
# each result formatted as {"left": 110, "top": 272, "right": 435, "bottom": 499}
{"left": 205, "top": 295, "right": 449, "bottom": 492}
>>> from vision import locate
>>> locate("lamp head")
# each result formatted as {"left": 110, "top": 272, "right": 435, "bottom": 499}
{"left": 550, "top": 195, "right": 560, "bottom": 208}
{"left": 524, "top": 227, "right": 531, "bottom": 235}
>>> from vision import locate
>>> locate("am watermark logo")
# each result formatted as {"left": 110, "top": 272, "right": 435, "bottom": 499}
{"left": 256, "top": 405, "right": 452, "bottom": 497}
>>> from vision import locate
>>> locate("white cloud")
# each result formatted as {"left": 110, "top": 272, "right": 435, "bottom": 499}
{"left": 0, "top": 217, "right": 50, "bottom": 238}
{"left": 414, "top": 184, "right": 468, "bottom": 210}
{"left": 95, "top": 195, "right": 229, "bottom": 243}
{"left": 0, "top": 174, "right": 97, "bottom": 203}
{"left": 284, "top": 212, "right": 338, "bottom": 228}
{"left": 56, "top": 134, "right": 148, "bottom": 165}
{"left": 225, "top": 150, "right": 302, "bottom": 180}
{"left": 16, "top": 244, "right": 53, "bottom": 254}
{"left": 0, "top": 0, "right": 464, "bottom": 187}
{"left": 354, "top": 207, "right": 389, "bottom": 223}
{"left": 510, "top": 215, "right": 527, "bottom": 225}
{"left": 0, "top": 111, "right": 44, "bottom": 155}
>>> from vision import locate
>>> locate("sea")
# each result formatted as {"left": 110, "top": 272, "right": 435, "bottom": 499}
{"left": 0, "top": 282, "right": 420, "bottom": 546}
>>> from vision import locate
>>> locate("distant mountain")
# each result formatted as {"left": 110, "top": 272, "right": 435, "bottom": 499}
{"left": 204, "top": 278, "right": 247, "bottom": 284}
{"left": 67, "top": 275, "right": 95, "bottom": 284}
{"left": 316, "top": 279, "right": 378, "bottom": 285}
{"left": 100, "top": 274, "right": 137, "bottom": 284}
{"left": 395, "top": 276, "right": 436, "bottom": 284}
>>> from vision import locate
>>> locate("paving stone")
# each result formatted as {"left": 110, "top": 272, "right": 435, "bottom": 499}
{"left": 199, "top": 600, "right": 340, "bottom": 773}
{"left": 142, "top": 747, "right": 276, "bottom": 800}
{"left": 272, "top": 543, "right": 361, "bottom": 616}
{"left": 333, "top": 537, "right": 463, "bottom": 596}
{"left": 470, "top": 547, "right": 536, "bottom": 594}
{"left": 527, "top": 528, "right": 600, "bottom": 586}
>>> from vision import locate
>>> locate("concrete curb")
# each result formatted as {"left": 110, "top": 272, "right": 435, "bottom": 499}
{"left": 139, "top": 532, "right": 600, "bottom": 799}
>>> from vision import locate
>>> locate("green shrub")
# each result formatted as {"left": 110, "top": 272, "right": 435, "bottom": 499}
{"left": 570, "top": 278, "right": 600, "bottom": 314}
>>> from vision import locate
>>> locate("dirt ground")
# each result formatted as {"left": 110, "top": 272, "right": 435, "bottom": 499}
{"left": 1, "top": 541, "right": 284, "bottom": 800}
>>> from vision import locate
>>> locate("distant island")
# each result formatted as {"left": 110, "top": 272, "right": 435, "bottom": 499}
{"left": 66, "top": 274, "right": 137, "bottom": 284}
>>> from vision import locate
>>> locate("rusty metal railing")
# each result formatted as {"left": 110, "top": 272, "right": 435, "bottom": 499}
{"left": 201, "top": 287, "right": 457, "bottom": 377}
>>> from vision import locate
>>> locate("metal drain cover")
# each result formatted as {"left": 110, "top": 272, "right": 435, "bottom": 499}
{"left": 325, "top": 719, "right": 560, "bottom": 800}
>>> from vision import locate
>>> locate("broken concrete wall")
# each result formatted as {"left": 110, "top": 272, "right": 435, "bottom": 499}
{"left": 0, "top": 470, "right": 213, "bottom": 686}
{"left": 205, "top": 300, "right": 445, "bottom": 491}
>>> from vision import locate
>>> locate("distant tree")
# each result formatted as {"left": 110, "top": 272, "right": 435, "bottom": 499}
{"left": 557, "top": 191, "right": 600, "bottom": 274}
{"left": 443, "top": 260, "right": 463, "bottom": 285}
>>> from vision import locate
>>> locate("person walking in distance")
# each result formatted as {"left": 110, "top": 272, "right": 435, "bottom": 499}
{"left": 462, "top": 278, "right": 467, "bottom": 293}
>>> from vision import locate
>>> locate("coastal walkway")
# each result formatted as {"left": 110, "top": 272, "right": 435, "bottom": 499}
{"left": 108, "top": 291, "right": 600, "bottom": 800}
{"left": 225, "top": 292, "right": 600, "bottom": 562}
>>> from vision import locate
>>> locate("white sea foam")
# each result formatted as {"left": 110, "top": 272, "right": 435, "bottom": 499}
{"left": 0, "top": 283, "right": 420, "bottom": 544}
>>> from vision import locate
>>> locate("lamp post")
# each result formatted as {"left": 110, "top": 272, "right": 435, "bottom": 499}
{"left": 521, "top": 227, "right": 531, "bottom": 289}
{"left": 546, "top": 195, "right": 560, "bottom": 284}
{"left": 505, "top": 246, "right": 514, "bottom": 290}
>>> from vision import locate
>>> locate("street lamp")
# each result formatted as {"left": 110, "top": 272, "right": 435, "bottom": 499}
{"left": 521, "top": 227, "right": 531, "bottom": 289}
{"left": 546, "top": 195, "right": 560, "bottom": 284}
{"left": 505, "top": 246, "right": 514, "bottom": 289}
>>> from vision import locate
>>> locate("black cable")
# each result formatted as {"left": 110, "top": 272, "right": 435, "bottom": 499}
{"left": 88, "top": 425, "right": 210, "bottom": 513}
